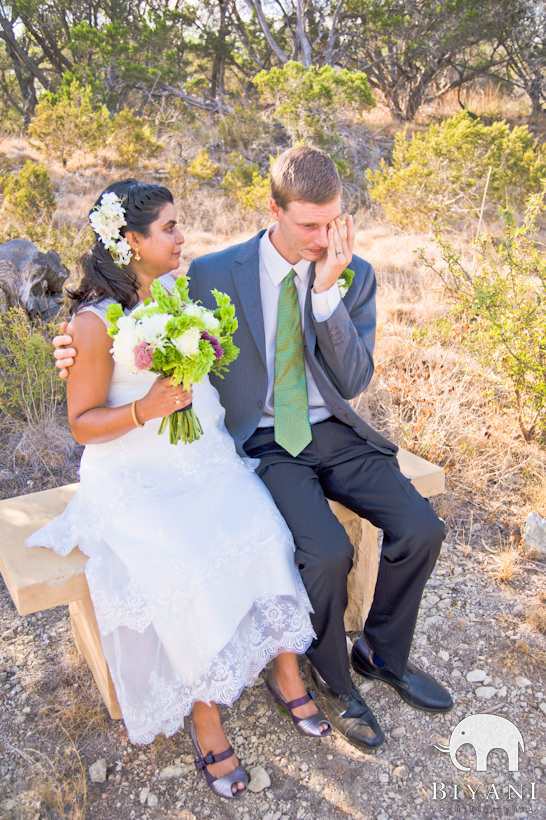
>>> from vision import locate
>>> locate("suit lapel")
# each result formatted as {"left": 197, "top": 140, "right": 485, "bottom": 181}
{"left": 231, "top": 232, "right": 267, "bottom": 367}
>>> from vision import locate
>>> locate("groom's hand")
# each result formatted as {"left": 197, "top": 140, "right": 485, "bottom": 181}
{"left": 313, "top": 215, "right": 354, "bottom": 294}
{"left": 53, "top": 321, "right": 77, "bottom": 379}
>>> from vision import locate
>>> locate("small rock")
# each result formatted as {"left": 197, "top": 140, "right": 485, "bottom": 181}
{"left": 466, "top": 669, "right": 487, "bottom": 683}
{"left": 391, "top": 727, "right": 406, "bottom": 738}
{"left": 539, "top": 702, "right": 546, "bottom": 716}
{"left": 378, "top": 772, "right": 389, "bottom": 784}
{"left": 515, "top": 676, "right": 531, "bottom": 688}
{"left": 248, "top": 765, "right": 271, "bottom": 793}
{"left": 88, "top": 758, "right": 107, "bottom": 783}
{"left": 392, "top": 765, "right": 409, "bottom": 779}
{"left": 522, "top": 512, "right": 546, "bottom": 559}
{"left": 476, "top": 686, "right": 497, "bottom": 699}
{"left": 438, "top": 650, "right": 449, "bottom": 662}
{"left": 147, "top": 792, "right": 158, "bottom": 808}
{"left": 139, "top": 787, "right": 149, "bottom": 805}
{"left": 158, "top": 764, "right": 185, "bottom": 779}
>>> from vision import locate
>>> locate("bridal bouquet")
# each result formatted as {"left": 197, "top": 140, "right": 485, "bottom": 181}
{"left": 106, "top": 276, "right": 239, "bottom": 444}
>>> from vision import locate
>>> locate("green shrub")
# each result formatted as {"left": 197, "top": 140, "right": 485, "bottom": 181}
{"left": 0, "top": 307, "right": 65, "bottom": 423}
{"left": 164, "top": 161, "right": 197, "bottom": 202}
{"left": 188, "top": 149, "right": 218, "bottom": 182}
{"left": 1, "top": 161, "right": 56, "bottom": 232}
{"left": 107, "top": 109, "right": 163, "bottom": 169}
{"left": 368, "top": 112, "right": 546, "bottom": 230}
{"left": 28, "top": 76, "right": 110, "bottom": 167}
{"left": 222, "top": 153, "right": 270, "bottom": 213}
{"left": 253, "top": 61, "right": 374, "bottom": 152}
{"left": 218, "top": 104, "right": 275, "bottom": 159}
{"left": 419, "top": 189, "right": 546, "bottom": 442}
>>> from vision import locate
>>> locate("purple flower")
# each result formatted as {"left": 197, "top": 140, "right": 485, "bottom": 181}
{"left": 201, "top": 330, "right": 224, "bottom": 360}
{"left": 134, "top": 341, "right": 154, "bottom": 370}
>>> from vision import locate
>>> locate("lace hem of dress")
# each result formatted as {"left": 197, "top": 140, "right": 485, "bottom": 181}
{"left": 107, "top": 594, "right": 314, "bottom": 745}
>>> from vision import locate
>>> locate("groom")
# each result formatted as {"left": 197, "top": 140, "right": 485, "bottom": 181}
{"left": 55, "top": 146, "right": 452, "bottom": 750}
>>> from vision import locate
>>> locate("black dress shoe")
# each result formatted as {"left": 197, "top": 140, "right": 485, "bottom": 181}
{"left": 351, "top": 642, "right": 454, "bottom": 713}
{"left": 310, "top": 669, "right": 384, "bottom": 752}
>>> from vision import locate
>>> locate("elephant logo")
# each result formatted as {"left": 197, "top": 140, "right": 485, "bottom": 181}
{"left": 434, "top": 714, "right": 524, "bottom": 772}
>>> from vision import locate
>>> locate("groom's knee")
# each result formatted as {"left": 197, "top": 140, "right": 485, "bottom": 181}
{"left": 295, "top": 524, "right": 354, "bottom": 587}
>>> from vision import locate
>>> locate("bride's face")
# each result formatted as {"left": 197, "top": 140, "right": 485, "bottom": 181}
{"left": 135, "top": 202, "right": 184, "bottom": 274}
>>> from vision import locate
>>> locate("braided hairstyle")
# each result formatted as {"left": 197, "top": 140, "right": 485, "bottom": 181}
{"left": 69, "top": 179, "right": 174, "bottom": 313}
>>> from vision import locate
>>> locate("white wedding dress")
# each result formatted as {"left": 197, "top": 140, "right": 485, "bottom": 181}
{"left": 27, "top": 276, "right": 314, "bottom": 744}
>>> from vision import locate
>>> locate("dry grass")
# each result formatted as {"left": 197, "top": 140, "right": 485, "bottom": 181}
{"left": 488, "top": 539, "right": 524, "bottom": 584}
{"left": 431, "top": 84, "right": 532, "bottom": 122}
{"left": 14, "top": 418, "right": 77, "bottom": 472}
{"left": 13, "top": 729, "right": 88, "bottom": 820}
{"left": 526, "top": 591, "right": 546, "bottom": 633}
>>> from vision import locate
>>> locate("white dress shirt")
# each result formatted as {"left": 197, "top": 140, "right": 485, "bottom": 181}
{"left": 257, "top": 227, "right": 341, "bottom": 428}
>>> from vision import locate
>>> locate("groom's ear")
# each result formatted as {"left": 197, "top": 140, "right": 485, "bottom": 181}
{"left": 269, "top": 197, "right": 281, "bottom": 221}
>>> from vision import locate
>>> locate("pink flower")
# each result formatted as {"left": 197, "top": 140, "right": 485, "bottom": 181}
{"left": 134, "top": 341, "right": 154, "bottom": 370}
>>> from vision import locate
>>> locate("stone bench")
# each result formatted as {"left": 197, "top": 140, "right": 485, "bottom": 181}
{"left": 0, "top": 449, "right": 444, "bottom": 720}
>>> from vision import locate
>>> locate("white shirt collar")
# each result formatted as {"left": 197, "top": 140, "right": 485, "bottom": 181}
{"left": 260, "top": 226, "right": 311, "bottom": 286}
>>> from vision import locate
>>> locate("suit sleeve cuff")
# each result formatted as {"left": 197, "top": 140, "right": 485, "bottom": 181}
{"left": 312, "top": 281, "right": 342, "bottom": 322}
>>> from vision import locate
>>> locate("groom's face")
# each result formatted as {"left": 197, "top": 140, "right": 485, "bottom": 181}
{"left": 269, "top": 196, "right": 342, "bottom": 265}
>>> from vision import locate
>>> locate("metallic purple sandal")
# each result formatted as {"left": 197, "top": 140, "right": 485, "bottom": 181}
{"left": 189, "top": 721, "right": 248, "bottom": 799}
{"left": 266, "top": 674, "right": 332, "bottom": 738}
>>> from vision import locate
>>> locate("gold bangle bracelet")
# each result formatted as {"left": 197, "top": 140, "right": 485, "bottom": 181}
{"left": 131, "top": 400, "right": 144, "bottom": 428}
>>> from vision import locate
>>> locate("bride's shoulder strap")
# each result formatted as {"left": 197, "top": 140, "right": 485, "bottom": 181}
{"left": 78, "top": 298, "right": 116, "bottom": 326}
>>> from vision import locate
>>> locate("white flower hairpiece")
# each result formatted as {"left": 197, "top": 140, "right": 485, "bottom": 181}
{"left": 89, "top": 192, "right": 132, "bottom": 268}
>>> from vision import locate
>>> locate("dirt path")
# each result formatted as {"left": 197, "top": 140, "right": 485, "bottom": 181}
{"left": 1, "top": 513, "right": 544, "bottom": 820}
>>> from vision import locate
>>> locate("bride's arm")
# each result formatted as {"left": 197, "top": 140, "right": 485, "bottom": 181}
{"left": 67, "top": 311, "right": 191, "bottom": 445}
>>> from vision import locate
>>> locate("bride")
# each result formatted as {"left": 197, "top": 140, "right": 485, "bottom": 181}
{"left": 27, "top": 179, "right": 331, "bottom": 800}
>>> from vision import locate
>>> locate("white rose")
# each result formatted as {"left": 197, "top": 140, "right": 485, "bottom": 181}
{"left": 202, "top": 310, "right": 220, "bottom": 333}
{"left": 112, "top": 328, "right": 141, "bottom": 372}
{"left": 174, "top": 326, "right": 201, "bottom": 357}
{"left": 136, "top": 313, "right": 170, "bottom": 345}
{"left": 117, "top": 315, "right": 137, "bottom": 331}
{"left": 183, "top": 304, "right": 203, "bottom": 319}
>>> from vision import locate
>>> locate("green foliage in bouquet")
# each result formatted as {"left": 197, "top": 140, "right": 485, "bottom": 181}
{"left": 419, "top": 188, "right": 546, "bottom": 443}
{"left": 368, "top": 112, "right": 546, "bottom": 230}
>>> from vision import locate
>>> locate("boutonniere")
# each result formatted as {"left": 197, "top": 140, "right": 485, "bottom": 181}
{"left": 338, "top": 267, "right": 355, "bottom": 298}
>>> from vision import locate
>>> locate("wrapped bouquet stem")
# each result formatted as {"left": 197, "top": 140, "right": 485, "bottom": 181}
{"left": 107, "top": 275, "right": 239, "bottom": 444}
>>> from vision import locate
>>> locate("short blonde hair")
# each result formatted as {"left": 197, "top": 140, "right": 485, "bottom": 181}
{"left": 270, "top": 145, "right": 341, "bottom": 209}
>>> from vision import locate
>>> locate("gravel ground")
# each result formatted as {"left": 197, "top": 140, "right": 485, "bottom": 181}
{"left": 1, "top": 513, "right": 545, "bottom": 820}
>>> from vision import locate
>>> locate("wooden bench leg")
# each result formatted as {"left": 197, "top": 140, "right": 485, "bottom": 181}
{"left": 69, "top": 596, "right": 122, "bottom": 720}
{"left": 344, "top": 518, "right": 380, "bottom": 632}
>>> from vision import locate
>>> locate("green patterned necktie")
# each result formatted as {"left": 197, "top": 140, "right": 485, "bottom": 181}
{"left": 274, "top": 269, "right": 312, "bottom": 457}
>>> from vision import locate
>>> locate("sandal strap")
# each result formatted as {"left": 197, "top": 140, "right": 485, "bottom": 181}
{"left": 284, "top": 691, "right": 312, "bottom": 710}
{"left": 194, "top": 744, "right": 235, "bottom": 771}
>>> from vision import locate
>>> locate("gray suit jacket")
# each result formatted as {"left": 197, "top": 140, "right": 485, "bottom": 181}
{"left": 187, "top": 230, "right": 397, "bottom": 456}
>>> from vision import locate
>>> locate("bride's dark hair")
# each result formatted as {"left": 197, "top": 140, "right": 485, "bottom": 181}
{"left": 68, "top": 179, "right": 174, "bottom": 313}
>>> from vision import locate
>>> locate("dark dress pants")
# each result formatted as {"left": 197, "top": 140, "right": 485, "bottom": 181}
{"left": 244, "top": 418, "right": 445, "bottom": 696}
